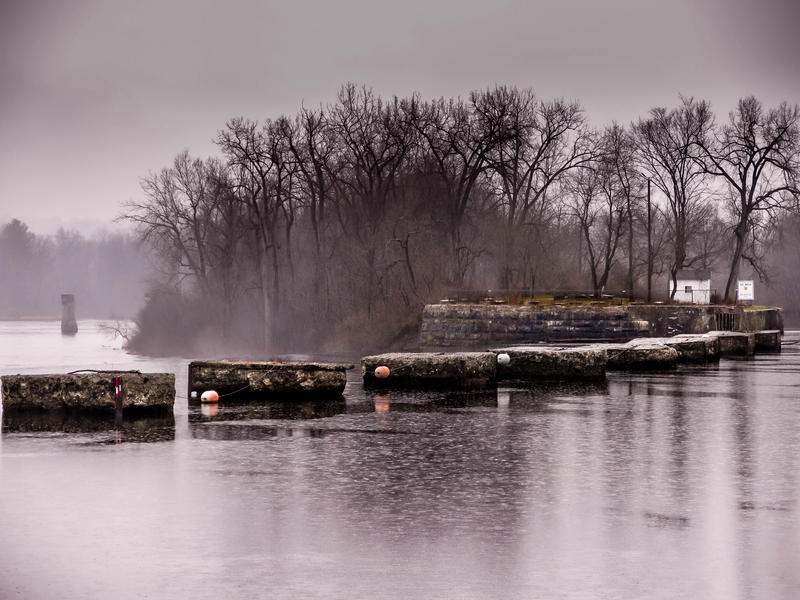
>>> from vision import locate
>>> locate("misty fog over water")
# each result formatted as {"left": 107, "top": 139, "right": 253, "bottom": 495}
{"left": 3, "top": 1, "right": 800, "bottom": 597}
{"left": 0, "top": 220, "right": 147, "bottom": 320}
{"left": 1, "top": 322, "right": 799, "bottom": 599}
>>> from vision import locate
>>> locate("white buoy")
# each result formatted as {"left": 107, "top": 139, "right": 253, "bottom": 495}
{"left": 497, "top": 353, "right": 511, "bottom": 366}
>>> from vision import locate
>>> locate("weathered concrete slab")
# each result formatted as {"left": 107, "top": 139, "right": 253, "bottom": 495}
{"left": 707, "top": 331, "right": 755, "bottom": 356}
{"left": 490, "top": 346, "right": 607, "bottom": 380}
{"left": 188, "top": 361, "right": 353, "bottom": 401}
{"left": 628, "top": 335, "right": 720, "bottom": 362}
{"left": 596, "top": 342, "right": 679, "bottom": 369}
{"left": 1, "top": 371, "right": 174, "bottom": 413}
{"left": 361, "top": 352, "right": 496, "bottom": 389}
{"left": 754, "top": 330, "right": 782, "bottom": 352}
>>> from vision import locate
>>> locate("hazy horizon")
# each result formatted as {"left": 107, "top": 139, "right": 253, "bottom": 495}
{"left": 2, "top": 0, "right": 800, "bottom": 230}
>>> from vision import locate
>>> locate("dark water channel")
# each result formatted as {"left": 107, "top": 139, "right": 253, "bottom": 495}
{"left": 1, "top": 321, "right": 799, "bottom": 599}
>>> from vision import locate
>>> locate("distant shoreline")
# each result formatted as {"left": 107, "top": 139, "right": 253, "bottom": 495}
{"left": 5, "top": 316, "right": 60, "bottom": 321}
{"left": 0, "top": 317, "right": 134, "bottom": 322}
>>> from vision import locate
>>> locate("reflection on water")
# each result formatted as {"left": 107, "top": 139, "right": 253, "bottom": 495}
{"left": 1, "top": 321, "right": 800, "bottom": 599}
{"left": 2, "top": 410, "right": 176, "bottom": 443}
{"left": 190, "top": 422, "right": 411, "bottom": 441}
{"left": 363, "top": 380, "right": 609, "bottom": 415}
{"left": 190, "top": 398, "right": 348, "bottom": 422}
{"left": 189, "top": 399, "right": 350, "bottom": 440}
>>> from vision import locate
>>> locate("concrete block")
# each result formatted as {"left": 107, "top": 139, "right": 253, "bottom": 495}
{"left": 753, "top": 330, "right": 782, "bottom": 352}
{"left": 361, "top": 352, "right": 496, "bottom": 389}
{"left": 601, "top": 342, "right": 679, "bottom": 369}
{"left": 1, "top": 371, "right": 174, "bottom": 413}
{"left": 707, "top": 331, "right": 755, "bottom": 356}
{"left": 629, "top": 335, "right": 720, "bottom": 361}
{"left": 188, "top": 361, "right": 353, "bottom": 400}
{"left": 490, "top": 346, "right": 607, "bottom": 380}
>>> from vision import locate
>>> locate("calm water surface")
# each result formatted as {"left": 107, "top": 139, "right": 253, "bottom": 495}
{"left": 1, "top": 320, "right": 799, "bottom": 599}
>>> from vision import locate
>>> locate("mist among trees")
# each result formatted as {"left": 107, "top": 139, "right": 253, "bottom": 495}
{"left": 0, "top": 219, "right": 147, "bottom": 320}
{"left": 112, "top": 85, "right": 799, "bottom": 356}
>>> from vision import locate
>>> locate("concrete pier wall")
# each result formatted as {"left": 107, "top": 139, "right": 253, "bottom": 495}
{"left": 739, "top": 308, "right": 784, "bottom": 332}
{"left": 420, "top": 303, "right": 783, "bottom": 348}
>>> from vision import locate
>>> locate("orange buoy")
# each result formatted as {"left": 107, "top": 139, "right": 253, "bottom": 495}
{"left": 374, "top": 365, "right": 391, "bottom": 379}
{"left": 200, "top": 390, "right": 220, "bottom": 404}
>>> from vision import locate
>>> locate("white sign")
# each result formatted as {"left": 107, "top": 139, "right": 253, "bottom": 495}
{"left": 738, "top": 280, "right": 754, "bottom": 301}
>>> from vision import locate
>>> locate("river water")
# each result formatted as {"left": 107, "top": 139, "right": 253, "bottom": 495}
{"left": 1, "top": 320, "right": 799, "bottom": 599}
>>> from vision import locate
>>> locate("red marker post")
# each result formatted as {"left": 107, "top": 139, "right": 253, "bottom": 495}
{"left": 114, "top": 377, "right": 124, "bottom": 429}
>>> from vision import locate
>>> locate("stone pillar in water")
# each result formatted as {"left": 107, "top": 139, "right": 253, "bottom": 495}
{"left": 61, "top": 294, "right": 78, "bottom": 335}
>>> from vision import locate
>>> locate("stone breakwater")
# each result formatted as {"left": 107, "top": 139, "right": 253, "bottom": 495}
{"left": 420, "top": 303, "right": 783, "bottom": 348}
{"left": 364, "top": 329, "right": 782, "bottom": 389}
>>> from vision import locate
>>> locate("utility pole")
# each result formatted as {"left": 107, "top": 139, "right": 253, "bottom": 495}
{"left": 647, "top": 179, "right": 652, "bottom": 303}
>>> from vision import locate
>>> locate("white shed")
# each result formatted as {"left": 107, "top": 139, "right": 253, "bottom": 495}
{"left": 669, "top": 269, "right": 712, "bottom": 304}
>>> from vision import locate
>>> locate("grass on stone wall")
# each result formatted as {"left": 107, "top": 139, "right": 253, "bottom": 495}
{"left": 451, "top": 294, "right": 635, "bottom": 307}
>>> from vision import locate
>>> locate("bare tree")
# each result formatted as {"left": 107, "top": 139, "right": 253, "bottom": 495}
{"left": 217, "top": 117, "right": 299, "bottom": 348}
{"left": 203, "top": 165, "right": 251, "bottom": 335}
{"left": 127, "top": 151, "right": 220, "bottom": 294}
{"left": 411, "top": 95, "right": 500, "bottom": 284}
{"left": 482, "top": 86, "right": 594, "bottom": 288}
{"left": 124, "top": 152, "right": 247, "bottom": 334}
{"left": 634, "top": 98, "right": 714, "bottom": 298}
{"left": 697, "top": 97, "right": 800, "bottom": 301}
{"left": 603, "top": 123, "right": 642, "bottom": 299}
{"left": 568, "top": 150, "right": 627, "bottom": 297}
{"left": 281, "top": 106, "right": 340, "bottom": 316}
{"left": 283, "top": 108, "right": 336, "bottom": 256}
{"left": 328, "top": 84, "right": 415, "bottom": 318}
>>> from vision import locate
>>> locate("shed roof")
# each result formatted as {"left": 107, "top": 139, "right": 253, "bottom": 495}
{"left": 676, "top": 269, "right": 711, "bottom": 280}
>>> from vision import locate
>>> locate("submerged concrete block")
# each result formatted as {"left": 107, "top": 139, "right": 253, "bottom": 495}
{"left": 490, "top": 346, "right": 607, "bottom": 380}
{"left": 361, "top": 352, "right": 496, "bottom": 389}
{"left": 707, "top": 331, "right": 755, "bottom": 356}
{"left": 188, "top": 361, "right": 353, "bottom": 400}
{"left": 1, "top": 371, "right": 174, "bottom": 413}
{"left": 600, "top": 342, "right": 679, "bottom": 369}
{"left": 754, "top": 330, "right": 782, "bottom": 352}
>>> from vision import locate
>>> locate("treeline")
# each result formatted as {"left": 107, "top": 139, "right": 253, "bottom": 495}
{"left": 0, "top": 219, "right": 147, "bottom": 320}
{"left": 124, "top": 85, "right": 800, "bottom": 355}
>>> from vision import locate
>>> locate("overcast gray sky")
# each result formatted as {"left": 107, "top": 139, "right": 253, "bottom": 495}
{"left": 1, "top": 0, "right": 799, "bottom": 233}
